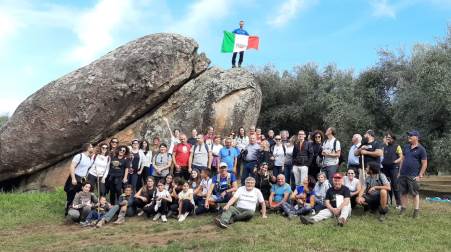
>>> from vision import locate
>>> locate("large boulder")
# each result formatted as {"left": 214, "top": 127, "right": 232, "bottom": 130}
{"left": 0, "top": 33, "right": 210, "bottom": 182}
{"left": 18, "top": 67, "right": 262, "bottom": 190}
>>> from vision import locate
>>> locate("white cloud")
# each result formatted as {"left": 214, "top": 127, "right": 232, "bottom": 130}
{"left": 370, "top": 0, "right": 396, "bottom": 18}
{"left": 169, "top": 0, "right": 231, "bottom": 37}
{"left": 67, "top": 0, "right": 134, "bottom": 64}
{"left": 267, "top": 0, "right": 318, "bottom": 28}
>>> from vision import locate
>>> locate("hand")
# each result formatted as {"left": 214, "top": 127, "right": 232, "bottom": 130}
{"left": 122, "top": 178, "right": 128, "bottom": 183}
{"left": 220, "top": 191, "right": 227, "bottom": 198}
{"left": 357, "top": 197, "right": 365, "bottom": 205}
{"left": 270, "top": 156, "right": 275, "bottom": 160}
{"left": 414, "top": 176, "right": 421, "bottom": 181}
{"left": 223, "top": 204, "right": 230, "bottom": 211}
{"left": 71, "top": 178, "right": 77, "bottom": 186}
{"left": 101, "top": 178, "right": 106, "bottom": 184}
{"left": 175, "top": 164, "right": 180, "bottom": 170}
{"left": 332, "top": 208, "right": 340, "bottom": 216}
{"left": 368, "top": 187, "right": 376, "bottom": 194}
{"left": 137, "top": 169, "right": 142, "bottom": 175}
{"left": 188, "top": 167, "right": 192, "bottom": 174}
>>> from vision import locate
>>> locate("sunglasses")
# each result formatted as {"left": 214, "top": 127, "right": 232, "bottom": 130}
{"left": 348, "top": 173, "right": 355, "bottom": 175}
{"left": 101, "top": 146, "right": 108, "bottom": 149}
{"left": 275, "top": 139, "right": 281, "bottom": 141}
{"left": 119, "top": 149, "right": 126, "bottom": 152}
{"left": 111, "top": 141, "right": 118, "bottom": 144}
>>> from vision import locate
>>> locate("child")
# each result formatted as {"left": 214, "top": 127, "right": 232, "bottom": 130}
{"left": 113, "top": 185, "right": 134, "bottom": 225}
{"left": 194, "top": 169, "right": 212, "bottom": 215}
{"left": 153, "top": 180, "right": 172, "bottom": 222}
{"left": 178, "top": 181, "right": 195, "bottom": 222}
{"left": 281, "top": 176, "right": 316, "bottom": 218}
{"left": 80, "top": 196, "right": 118, "bottom": 228}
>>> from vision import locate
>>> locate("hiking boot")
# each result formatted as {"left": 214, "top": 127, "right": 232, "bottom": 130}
{"left": 399, "top": 207, "right": 407, "bottom": 215}
{"left": 378, "top": 214, "right": 386, "bottom": 223}
{"left": 113, "top": 216, "right": 125, "bottom": 225}
{"left": 412, "top": 209, "right": 419, "bottom": 219}
{"left": 338, "top": 217, "right": 347, "bottom": 227}
{"left": 137, "top": 209, "right": 144, "bottom": 217}
{"left": 80, "top": 221, "right": 90, "bottom": 227}
{"left": 161, "top": 215, "right": 168, "bottom": 222}
{"left": 214, "top": 218, "right": 228, "bottom": 229}
{"left": 96, "top": 219, "right": 106, "bottom": 228}
{"left": 153, "top": 213, "right": 161, "bottom": 221}
{"left": 300, "top": 215, "right": 315, "bottom": 225}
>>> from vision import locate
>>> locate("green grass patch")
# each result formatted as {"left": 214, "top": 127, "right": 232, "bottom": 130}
{"left": 0, "top": 189, "right": 450, "bottom": 252}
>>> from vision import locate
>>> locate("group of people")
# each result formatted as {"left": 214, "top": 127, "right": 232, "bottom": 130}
{"left": 64, "top": 120, "right": 428, "bottom": 228}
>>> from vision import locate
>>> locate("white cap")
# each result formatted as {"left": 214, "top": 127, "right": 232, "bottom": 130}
{"left": 219, "top": 162, "right": 228, "bottom": 168}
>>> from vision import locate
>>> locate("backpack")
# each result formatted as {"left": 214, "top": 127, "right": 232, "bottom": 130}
{"left": 214, "top": 173, "right": 231, "bottom": 193}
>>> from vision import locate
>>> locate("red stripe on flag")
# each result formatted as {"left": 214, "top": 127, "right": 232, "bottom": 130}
{"left": 247, "top": 36, "right": 259, "bottom": 50}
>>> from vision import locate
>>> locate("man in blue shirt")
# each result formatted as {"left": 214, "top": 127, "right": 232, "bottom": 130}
{"left": 232, "top": 20, "right": 249, "bottom": 68}
{"left": 347, "top": 134, "right": 362, "bottom": 177}
{"left": 399, "top": 130, "right": 427, "bottom": 218}
{"left": 219, "top": 137, "right": 239, "bottom": 174}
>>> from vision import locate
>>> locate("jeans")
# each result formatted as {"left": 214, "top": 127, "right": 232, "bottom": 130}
{"left": 293, "top": 165, "right": 308, "bottom": 185}
{"left": 241, "top": 160, "right": 257, "bottom": 185}
{"left": 220, "top": 206, "right": 254, "bottom": 224}
{"left": 284, "top": 164, "right": 294, "bottom": 189}
{"left": 128, "top": 173, "right": 139, "bottom": 193}
{"left": 232, "top": 51, "right": 244, "bottom": 66}
{"left": 322, "top": 165, "right": 338, "bottom": 183}
{"left": 273, "top": 166, "right": 284, "bottom": 177}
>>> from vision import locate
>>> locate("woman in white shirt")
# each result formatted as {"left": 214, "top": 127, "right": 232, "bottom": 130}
{"left": 87, "top": 143, "right": 110, "bottom": 196}
{"left": 178, "top": 181, "right": 195, "bottom": 222}
{"left": 344, "top": 168, "right": 361, "bottom": 208}
{"left": 139, "top": 140, "right": 153, "bottom": 185}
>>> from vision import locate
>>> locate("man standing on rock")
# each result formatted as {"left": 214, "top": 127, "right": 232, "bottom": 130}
{"left": 232, "top": 20, "right": 249, "bottom": 68}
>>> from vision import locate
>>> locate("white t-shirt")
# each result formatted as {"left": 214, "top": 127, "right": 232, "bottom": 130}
{"left": 178, "top": 188, "right": 195, "bottom": 205}
{"left": 344, "top": 176, "right": 360, "bottom": 193}
{"left": 211, "top": 144, "right": 223, "bottom": 156}
{"left": 235, "top": 186, "right": 264, "bottom": 212}
{"left": 199, "top": 178, "right": 212, "bottom": 196}
{"left": 322, "top": 137, "right": 341, "bottom": 166}
{"left": 168, "top": 136, "right": 180, "bottom": 155}
{"left": 72, "top": 153, "right": 94, "bottom": 177}
{"left": 156, "top": 189, "right": 171, "bottom": 200}
{"left": 89, "top": 155, "right": 110, "bottom": 177}
{"left": 272, "top": 145, "right": 285, "bottom": 166}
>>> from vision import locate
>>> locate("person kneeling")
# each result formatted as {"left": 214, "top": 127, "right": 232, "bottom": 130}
{"left": 80, "top": 196, "right": 120, "bottom": 228}
{"left": 300, "top": 173, "right": 351, "bottom": 227}
{"left": 67, "top": 183, "right": 98, "bottom": 223}
{"left": 215, "top": 177, "right": 267, "bottom": 228}
{"left": 356, "top": 162, "right": 391, "bottom": 222}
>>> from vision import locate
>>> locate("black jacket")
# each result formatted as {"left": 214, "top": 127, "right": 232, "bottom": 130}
{"left": 292, "top": 141, "right": 314, "bottom": 166}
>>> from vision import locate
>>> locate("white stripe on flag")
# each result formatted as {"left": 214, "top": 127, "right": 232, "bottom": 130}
{"left": 233, "top": 34, "right": 248, "bottom": 52}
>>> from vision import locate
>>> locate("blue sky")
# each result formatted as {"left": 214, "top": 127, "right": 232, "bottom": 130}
{"left": 0, "top": 0, "right": 450, "bottom": 115}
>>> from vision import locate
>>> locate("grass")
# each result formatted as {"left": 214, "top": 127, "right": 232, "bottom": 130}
{"left": 0, "top": 188, "right": 450, "bottom": 252}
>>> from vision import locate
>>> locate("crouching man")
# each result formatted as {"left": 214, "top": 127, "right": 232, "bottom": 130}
{"left": 300, "top": 173, "right": 351, "bottom": 226}
{"left": 214, "top": 177, "right": 267, "bottom": 228}
{"left": 356, "top": 162, "right": 391, "bottom": 222}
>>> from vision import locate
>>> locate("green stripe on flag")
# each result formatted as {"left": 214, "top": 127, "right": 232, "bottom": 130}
{"left": 221, "top": 31, "right": 235, "bottom": 53}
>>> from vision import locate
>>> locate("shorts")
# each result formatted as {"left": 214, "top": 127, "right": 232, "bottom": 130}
{"left": 399, "top": 176, "right": 419, "bottom": 196}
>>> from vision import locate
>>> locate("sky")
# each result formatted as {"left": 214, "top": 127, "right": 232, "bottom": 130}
{"left": 0, "top": 0, "right": 450, "bottom": 115}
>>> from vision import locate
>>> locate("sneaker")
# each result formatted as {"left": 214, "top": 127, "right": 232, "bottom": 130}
{"left": 300, "top": 215, "right": 314, "bottom": 225}
{"left": 113, "top": 216, "right": 125, "bottom": 225}
{"left": 137, "top": 209, "right": 144, "bottom": 217}
{"left": 214, "top": 218, "right": 228, "bottom": 229}
{"left": 161, "top": 215, "right": 168, "bottom": 222}
{"left": 395, "top": 205, "right": 402, "bottom": 210}
{"left": 378, "top": 214, "right": 386, "bottom": 223}
{"left": 338, "top": 217, "right": 347, "bottom": 226}
{"left": 399, "top": 207, "right": 407, "bottom": 215}
{"left": 153, "top": 213, "right": 161, "bottom": 221}
{"left": 96, "top": 219, "right": 105, "bottom": 228}
{"left": 412, "top": 209, "right": 419, "bottom": 219}
{"left": 80, "top": 221, "right": 90, "bottom": 227}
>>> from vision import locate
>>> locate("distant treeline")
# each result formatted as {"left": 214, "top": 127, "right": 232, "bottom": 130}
{"left": 0, "top": 116, "right": 7, "bottom": 128}
{"left": 254, "top": 26, "right": 451, "bottom": 175}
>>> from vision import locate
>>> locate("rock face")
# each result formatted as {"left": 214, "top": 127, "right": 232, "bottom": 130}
{"left": 0, "top": 33, "right": 210, "bottom": 182}
{"left": 19, "top": 67, "right": 262, "bottom": 190}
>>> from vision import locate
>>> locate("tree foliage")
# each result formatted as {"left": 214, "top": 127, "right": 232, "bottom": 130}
{"left": 254, "top": 26, "right": 451, "bottom": 174}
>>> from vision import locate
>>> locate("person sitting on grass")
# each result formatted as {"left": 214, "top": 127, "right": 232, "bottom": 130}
{"left": 300, "top": 173, "right": 351, "bottom": 227}
{"left": 189, "top": 169, "right": 201, "bottom": 190}
{"left": 356, "top": 162, "right": 391, "bottom": 222}
{"left": 194, "top": 169, "right": 213, "bottom": 215}
{"left": 153, "top": 180, "right": 172, "bottom": 223}
{"left": 113, "top": 184, "right": 135, "bottom": 225}
{"left": 312, "top": 172, "right": 331, "bottom": 213}
{"left": 169, "top": 178, "right": 185, "bottom": 217}
{"left": 178, "top": 181, "right": 195, "bottom": 222}
{"left": 80, "top": 195, "right": 119, "bottom": 228}
{"left": 255, "top": 162, "right": 276, "bottom": 206}
{"left": 268, "top": 174, "right": 292, "bottom": 211}
{"left": 281, "top": 176, "right": 316, "bottom": 219}
{"left": 344, "top": 168, "right": 362, "bottom": 209}
{"left": 67, "top": 182, "right": 98, "bottom": 223}
{"left": 134, "top": 177, "right": 156, "bottom": 216}
{"left": 214, "top": 177, "right": 267, "bottom": 229}
{"left": 204, "top": 162, "right": 238, "bottom": 211}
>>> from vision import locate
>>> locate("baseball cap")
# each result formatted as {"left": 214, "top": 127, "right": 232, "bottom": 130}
{"left": 407, "top": 130, "right": 420, "bottom": 137}
{"left": 219, "top": 162, "right": 228, "bottom": 168}
{"left": 332, "top": 173, "right": 343, "bottom": 179}
{"left": 365, "top": 130, "right": 376, "bottom": 137}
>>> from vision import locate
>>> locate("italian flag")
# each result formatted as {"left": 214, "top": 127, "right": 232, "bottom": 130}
{"left": 221, "top": 31, "right": 259, "bottom": 53}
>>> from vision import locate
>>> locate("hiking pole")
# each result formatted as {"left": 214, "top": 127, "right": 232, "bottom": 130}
{"left": 361, "top": 154, "right": 365, "bottom": 182}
